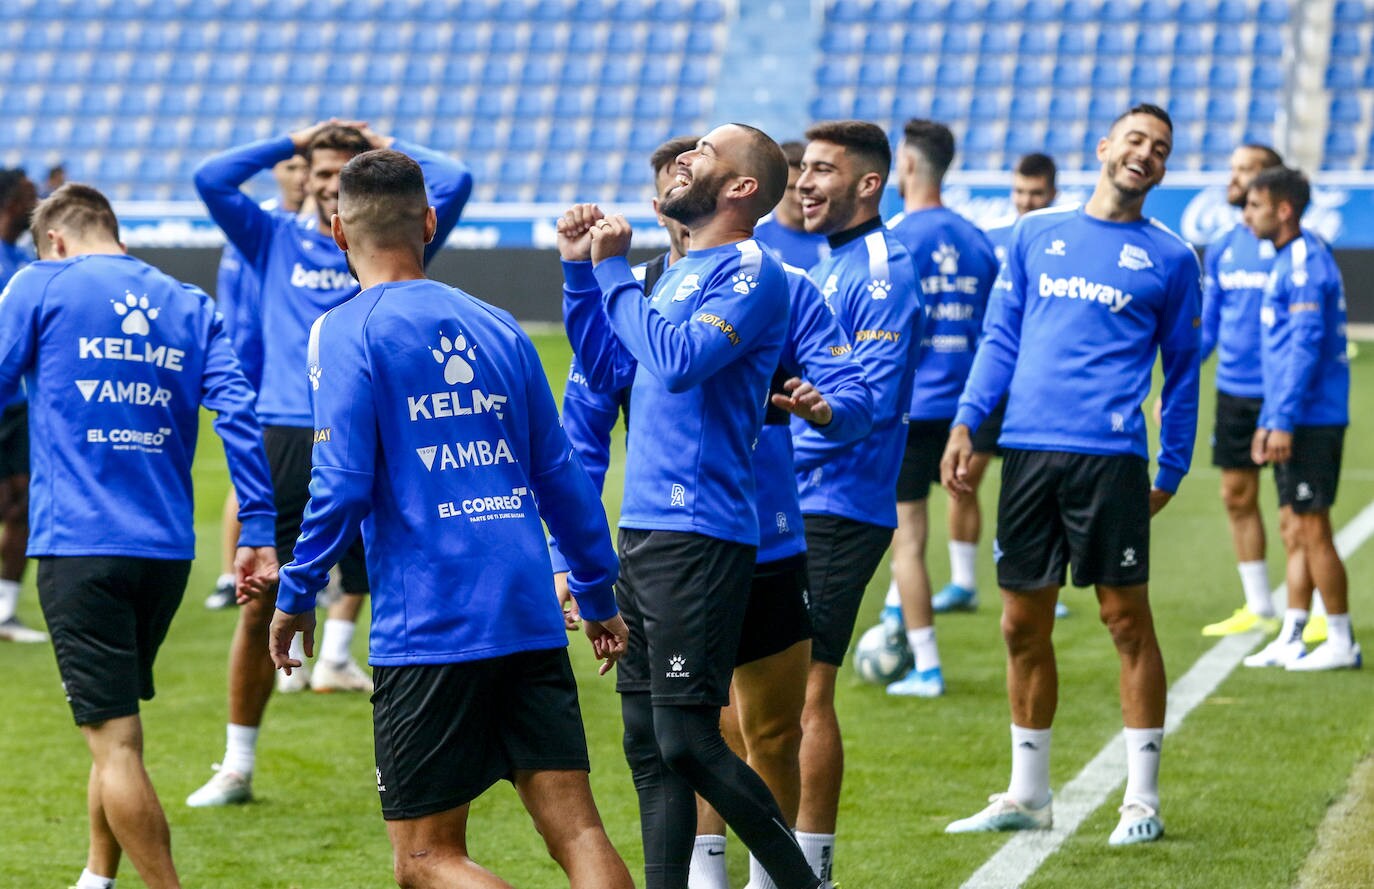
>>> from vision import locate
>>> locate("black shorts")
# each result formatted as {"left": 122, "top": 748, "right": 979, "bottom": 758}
{"left": 265, "top": 425, "right": 368, "bottom": 592}
{"left": 0, "top": 401, "right": 29, "bottom": 478}
{"left": 1212, "top": 392, "right": 1263, "bottom": 470}
{"left": 972, "top": 398, "right": 1008, "bottom": 456}
{"left": 38, "top": 556, "right": 191, "bottom": 726}
{"left": 372, "top": 647, "right": 589, "bottom": 820}
{"left": 896, "top": 418, "right": 952, "bottom": 502}
{"left": 737, "top": 553, "right": 812, "bottom": 667}
{"left": 614, "top": 529, "right": 755, "bottom": 705}
{"left": 802, "top": 513, "right": 893, "bottom": 666}
{"left": 1275, "top": 426, "right": 1344, "bottom": 514}
{"left": 996, "top": 449, "right": 1150, "bottom": 591}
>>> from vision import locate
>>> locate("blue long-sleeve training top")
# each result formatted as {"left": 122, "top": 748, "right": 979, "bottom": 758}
{"left": 0, "top": 254, "right": 274, "bottom": 558}
{"left": 561, "top": 238, "right": 791, "bottom": 547}
{"left": 887, "top": 206, "right": 999, "bottom": 420}
{"left": 216, "top": 243, "right": 264, "bottom": 390}
{"left": 0, "top": 239, "right": 34, "bottom": 408}
{"left": 953, "top": 205, "right": 1202, "bottom": 493}
{"left": 194, "top": 136, "right": 472, "bottom": 427}
{"left": 277, "top": 279, "right": 619, "bottom": 666}
{"left": 983, "top": 219, "right": 1015, "bottom": 266}
{"left": 1201, "top": 224, "right": 1274, "bottom": 399}
{"left": 755, "top": 216, "right": 830, "bottom": 271}
{"left": 1259, "top": 230, "right": 1349, "bottom": 432}
{"left": 794, "top": 218, "right": 924, "bottom": 529}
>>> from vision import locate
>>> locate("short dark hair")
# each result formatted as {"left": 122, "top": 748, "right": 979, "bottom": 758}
{"left": 900, "top": 119, "right": 956, "bottom": 181}
{"left": 728, "top": 123, "right": 789, "bottom": 217}
{"left": 338, "top": 149, "right": 429, "bottom": 247}
{"left": 30, "top": 183, "right": 119, "bottom": 249}
{"left": 1249, "top": 166, "right": 1311, "bottom": 219}
{"left": 1240, "top": 143, "right": 1284, "bottom": 169}
{"left": 649, "top": 135, "right": 700, "bottom": 177}
{"left": 1111, "top": 103, "right": 1173, "bottom": 133}
{"left": 305, "top": 124, "right": 373, "bottom": 166}
{"left": 0, "top": 169, "right": 25, "bottom": 208}
{"left": 805, "top": 120, "right": 893, "bottom": 186}
{"left": 1015, "top": 153, "right": 1057, "bottom": 186}
{"left": 780, "top": 140, "right": 806, "bottom": 169}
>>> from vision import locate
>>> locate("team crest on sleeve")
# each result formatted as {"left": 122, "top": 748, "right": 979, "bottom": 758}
{"left": 308, "top": 364, "right": 321, "bottom": 391}
{"left": 671, "top": 273, "right": 700, "bottom": 302}
{"left": 731, "top": 272, "right": 757, "bottom": 294}
{"left": 932, "top": 243, "right": 960, "bottom": 275}
{"left": 1117, "top": 244, "right": 1154, "bottom": 271}
{"left": 111, "top": 292, "right": 160, "bottom": 336}
{"left": 432, "top": 330, "right": 477, "bottom": 385}
{"left": 867, "top": 279, "right": 891, "bottom": 299}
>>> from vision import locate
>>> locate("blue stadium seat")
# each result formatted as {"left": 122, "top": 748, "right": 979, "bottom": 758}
{"left": 1253, "top": 29, "right": 1285, "bottom": 55}
{"left": 1246, "top": 94, "right": 1278, "bottom": 122}
{"left": 1169, "top": 93, "right": 1203, "bottom": 122}
{"left": 1208, "top": 63, "right": 1240, "bottom": 89}
{"left": 1363, "top": 62, "right": 1374, "bottom": 88}
{"left": 1062, "top": 0, "right": 1101, "bottom": 21}
{"left": 821, "top": 26, "right": 861, "bottom": 54}
{"left": 851, "top": 91, "right": 886, "bottom": 120}
{"left": 828, "top": 0, "right": 865, "bottom": 24}
{"left": 1005, "top": 126, "right": 1046, "bottom": 156}
{"left": 868, "top": 0, "right": 906, "bottom": 22}
{"left": 646, "top": 24, "right": 683, "bottom": 54}
{"left": 865, "top": 29, "right": 901, "bottom": 55}
{"left": 1053, "top": 60, "right": 1090, "bottom": 88}
{"left": 1176, "top": 0, "right": 1211, "bottom": 22}
{"left": 685, "top": 28, "right": 717, "bottom": 53}
{"left": 970, "top": 92, "right": 1006, "bottom": 121}
{"left": 817, "top": 61, "right": 853, "bottom": 87}
{"left": 1329, "top": 94, "right": 1363, "bottom": 124}
{"left": 467, "top": 125, "right": 501, "bottom": 152}
{"left": 1049, "top": 94, "right": 1086, "bottom": 121}
{"left": 1169, "top": 62, "right": 1202, "bottom": 89}
{"left": 482, "top": 58, "right": 515, "bottom": 86}
{"left": 1095, "top": 29, "right": 1131, "bottom": 56}
{"left": 909, "top": 0, "right": 947, "bottom": 21}
{"left": 1331, "top": 29, "right": 1362, "bottom": 58}
{"left": 941, "top": 26, "right": 976, "bottom": 55}
{"left": 499, "top": 156, "right": 536, "bottom": 186}
{"left": 1334, "top": 0, "right": 1369, "bottom": 23}
{"left": 1045, "top": 125, "right": 1083, "bottom": 156}
{"left": 930, "top": 92, "right": 966, "bottom": 122}
{"left": 513, "top": 90, "right": 554, "bottom": 117}
{"left": 903, "top": 30, "right": 938, "bottom": 54}
{"left": 594, "top": 90, "right": 630, "bottom": 117}
{"left": 857, "top": 60, "right": 889, "bottom": 87}
{"left": 979, "top": 27, "right": 1015, "bottom": 55}
{"left": 1010, "top": 94, "right": 1047, "bottom": 121}
{"left": 474, "top": 91, "right": 510, "bottom": 118}
{"left": 1130, "top": 61, "right": 1166, "bottom": 90}
{"left": 692, "top": 0, "right": 726, "bottom": 22}
{"left": 653, "top": 0, "right": 691, "bottom": 21}
{"left": 1099, "top": 0, "right": 1135, "bottom": 21}
{"left": 972, "top": 59, "right": 1006, "bottom": 87}
{"left": 936, "top": 60, "right": 972, "bottom": 87}
{"left": 434, "top": 92, "right": 472, "bottom": 118}
{"left": 1212, "top": 29, "right": 1246, "bottom": 56}
{"left": 1172, "top": 28, "right": 1205, "bottom": 56}
{"left": 1216, "top": 0, "right": 1247, "bottom": 22}
{"left": 560, "top": 57, "right": 595, "bottom": 86}
{"left": 1326, "top": 62, "right": 1358, "bottom": 89}
{"left": 553, "top": 90, "right": 593, "bottom": 117}
{"left": 1057, "top": 26, "right": 1091, "bottom": 55}
{"left": 1017, "top": 28, "right": 1054, "bottom": 56}
{"left": 809, "top": 93, "right": 848, "bottom": 121}
{"left": 1023, "top": 0, "right": 1061, "bottom": 23}
{"left": 1014, "top": 61, "right": 1050, "bottom": 88}
{"left": 679, "top": 62, "right": 711, "bottom": 87}
{"left": 964, "top": 125, "right": 1001, "bottom": 155}
{"left": 673, "top": 93, "right": 703, "bottom": 119}
{"left": 1092, "top": 60, "right": 1128, "bottom": 88}
{"left": 983, "top": 0, "right": 1018, "bottom": 22}
{"left": 605, "top": 26, "right": 642, "bottom": 53}
{"left": 566, "top": 27, "right": 599, "bottom": 53}
{"left": 1138, "top": 0, "right": 1174, "bottom": 23}
{"left": 1323, "top": 130, "right": 1358, "bottom": 164}
{"left": 634, "top": 92, "right": 670, "bottom": 118}
{"left": 628, "top": 127, "right": 666, "bottom": 152}
{"left": 945, "top": 1, "right": 980, "bottom": 23}
{"left": 1257, "top": 0, "right": 1289, "bottom": 23}
{"left": 1252, "top": 64, "right": 1283, "bottom": 89}
{"left": 1088, "top": 94, "right": 1123, "bottom": 124}
{"left": 1205, "top": 95, "right": 1238, "bottom": 123}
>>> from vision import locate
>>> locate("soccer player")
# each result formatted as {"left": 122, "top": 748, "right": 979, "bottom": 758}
{"left": 880, "top": 120, "right": 998, "bottom": 696}
{"left": 1241, "top": 167, "right": 1358, "bottom": 671}
{"left": 942, "top": 104, "right": 1201, "bottom": 845}
{"left": 205, "top": 155, "right": 308, "bottom": 614}
{"left": 559, "top": 124, "right": 823, "bottom": 889}
{"left": 791, "top": 120, "right": 923, "bottom": 883}
{"left": 265, "top": 149, "right": 632, "bottom": 889}
{"left": 0, "top": 168, "right": 41, "bottom": 642}
{"left": 1197, "top": 144, "right": 1287, "bottom": 638}
{"left": 189, "top": 120, "right": 472, "bottom": 805}
{"left": 0, "top": 184, "right": 276, "bottom": 889}
{"left": 754, "top": 140, "right": 830, "bottom": 270}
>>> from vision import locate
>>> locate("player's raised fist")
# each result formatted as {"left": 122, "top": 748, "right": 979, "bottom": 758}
{"left": 590, "top": 214, "right": 633, "bottom": 265}
{"left": 556, "top": 203, "right": 604, "bottom": 262}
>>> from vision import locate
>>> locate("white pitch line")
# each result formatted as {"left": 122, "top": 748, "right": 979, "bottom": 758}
{"left": 960, "top": 498, "right": 1374, "bottom": 889}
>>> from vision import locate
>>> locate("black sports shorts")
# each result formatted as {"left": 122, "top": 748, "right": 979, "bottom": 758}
{"left": 265, "top": 425, "right": 368, "bottom": 592}
{"left": 971, "top": 397, "right": 1008, "bottom": 456}
{"left": 802, "top": 513, "right": 893, "bottom": 666}
{"left": 1211, "top": 392, "right": 1264, "bottom": 470}
{"left": 995, "top": 449, "right": 1150, "bottom": 591}
{"left": 613, "top": 528, "right": 756, "bottom": 706}
{"left": 1275, "top": 426, "right": 1344, "bottom": 514}
{"left": 896, "top": 418, "right": 952, "bottom": 502}
{"left": 372, "top": 647, "right": 589, "bottom": 820}
{"left": 737, "top": 553, "right": 812, "bottom": 667}
{"left": 0, "top": 401, "right": 29, "bottom": 478}
{"left": 38, "top": 556, "right": 191, "bottom": 726}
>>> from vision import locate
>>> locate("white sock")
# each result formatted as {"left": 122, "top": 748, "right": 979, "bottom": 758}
{"left": 949, "top": 540, "right": 977, "bottom": 590}
{"left": 75, "top": 869, "right": 115, "bottom": 889}
{"left": 1122, "top": 727, "right": 1163, "bottom": 810}
{"left": 687, "top": 834, "right": 728, "bottom": 889}
{"left": 320, "top": 618, "right": 355, "bottom": 665}
{"left": 1326, "top": 612, "right": 1354, "bottom": 649}
{"left": 1008, "top": 724, "right": 1052, "bottom": 808}
{"left": 1312, "top": 589, "right": 1328, "bottom": 618}
{"left": 908, "top": 626, "right": 940, "bottom": 671}
{"left": 0, "top": 578, "right": 18, "bottom": 622}
{"left": 223, "top": 723, "right": 259, "bottom": 777}
{"left": 1280, "top": 609, "right": 1309, "bottom": 644}
{"left": 215, "top": 571, "right": 234, "bottom": 588}
{"left": 795, "top": 831, "right": 834, "bottom": 881}
{"left": 747, "top": 851, "right": 780, "bottom": 889}
{"left": 1237, "top": 561, "right": 1274, "bottom": 617}
{"left": 288, "top": 632, "right": 306, "bottom": 663}
{"left": 884, "top": 576, "right": 900, "bottom": 609}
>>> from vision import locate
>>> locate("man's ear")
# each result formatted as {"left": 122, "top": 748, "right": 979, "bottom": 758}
{"left": 856, "top": 171, "right": 884, "bottom": 200}
{"left": 728, "top": 175, "right": 760, "bottom": 203}
{"left": 331, "top": 214, "right": 348, "bottom": 253}
{"left": 45, "top": 229, "right": 65, "bottom": 259}
{"left": 423, "top": 206, "right": 437, "bottom": 245}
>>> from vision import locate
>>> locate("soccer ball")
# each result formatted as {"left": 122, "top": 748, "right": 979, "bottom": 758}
{"left": 853, "top": 624, "right": 913, "bottom": 685}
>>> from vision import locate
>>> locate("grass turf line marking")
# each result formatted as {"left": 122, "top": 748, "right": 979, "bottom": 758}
{"left": 960, "top": 498, "right": 1374, "bottom": 889}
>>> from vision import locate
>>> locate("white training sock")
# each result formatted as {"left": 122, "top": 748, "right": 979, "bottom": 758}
{"left": 1280, "top": 609, "right": 1309, "bottom": 644}
{"left": 908, "top": 626, "right": 940, "bottom": 672}
{"left": 1312, "top": 589, "right": 1328, "bottom": 618}
{"left": 1123, "top": 727, "right": 1164, "bottom": 811}
{"left": 288, "top": 632, "right": 306, "bottom": 663}
{"left": 747, "top": 851, "right": 780, "bottom": 889}
{"left": 320, "top": 618, "right": 355, "bottom": 665}
{"left": 1008, "top": 724, "right": 1052, "bottom": 809}
{"left": 75, "top": 868, "right": 115, "bottom": 889}
{"left": 949, "top": 540, "right": 978, "bottom": 591}
{"left": 795, "top": 831, "right": 834, "bottom": 881}
{"left": 223, "top": 723, "right": 259, "bottom": 777}
{"left": 687, "top": 834, "right": 728, "bottom": 889}
{"left": 1326, "top": 612, "right": 1354, "bottom": 649}
{"left": 1237, "top": 561, "right": 1274, "bottom": 617}
{"left": 884, "top": 576, "right": 900, "bottom": 609}
{"left": 0, "top": 578, "right": 19, "bottom": 623}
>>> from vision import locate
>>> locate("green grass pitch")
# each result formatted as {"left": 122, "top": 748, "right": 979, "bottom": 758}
{"left": 1, "top": 333, "right": 1370, "bottom": 888}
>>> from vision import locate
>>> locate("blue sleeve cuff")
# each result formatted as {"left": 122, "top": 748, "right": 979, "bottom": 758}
{"left": 592, "top": 256, "right": 635, "bottom": 295}
{"left": 567, "top": 578, "right": 618, "bottom": 622}
{"left": 952, "top": 406, "right": 984, "bottom": 435}
{"left": 548, "top": 538, "right": 571, "bottom": 575}
{"left": 236, "top": 515, "right": 276, "bottom": 549}
{"left": 1153, "top": 465, "right": 1184, "bottom": 494}
{"left": 275, "top": 576, "right": 318, "bottom": 616}
{"left": 562, "top": 259, "right": 599, "bottom": 293}
{"left": 1267, "top": 414, "right": 1293, "bottom": 434}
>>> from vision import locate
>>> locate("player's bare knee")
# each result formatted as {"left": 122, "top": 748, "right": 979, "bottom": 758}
{"left": 1001, "top": 608, "right": 1049, "bottom": 656}
{"left": 1220, "top": 478, "right": 1256, "bottom": 517}
{"left": 745, "top": 717, "right": 803, "bottom": 764}
{"left": 1099, "top": 604, "right": 1152, "bottom": 653}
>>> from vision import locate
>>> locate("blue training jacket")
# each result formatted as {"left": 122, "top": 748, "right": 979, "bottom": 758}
{"left": 1201, "top": 224, "right": 1274, "bottom": 400}
{"left": 755, "top": 217, "right": 830, "bottom": 271}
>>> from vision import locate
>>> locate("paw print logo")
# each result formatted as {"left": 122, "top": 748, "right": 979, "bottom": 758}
{"left": 731, "top": 273, "right": 757, "bottom": 295}
{"left": 112, "top": 291, "right": 159, "bottom": 336}
{"left": 867, "top": 279, "right": 891, "bottom": 300}
{"left": 668, "top": 655, "right": 686, "bottom": 672}
{"left": 308, "top": 364, "right": 322, "bottom": 391}
{"left": 432, "top": 331, "right": 477, "bottom": 386}
{"left": 932, "top": 243, "right": 960, "bottom": 276}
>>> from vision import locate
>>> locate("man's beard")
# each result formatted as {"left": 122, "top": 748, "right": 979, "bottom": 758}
{"left": 344, "top": 251, "right": 359, "bottom": 283}
{"left": 660, "top": 171, "right": 724, "bottom": 226}
{"left": 1106, "top": 157, "right": 1151, "bottom": 199}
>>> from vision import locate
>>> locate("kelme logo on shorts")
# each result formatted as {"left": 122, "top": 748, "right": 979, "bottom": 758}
{"left": 667, "top": 655, "right": 690, "bottom": 678}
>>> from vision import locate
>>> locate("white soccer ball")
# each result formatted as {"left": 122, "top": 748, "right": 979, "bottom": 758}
{"left": 853, "top": 624, "right": 913, "bottom": 685}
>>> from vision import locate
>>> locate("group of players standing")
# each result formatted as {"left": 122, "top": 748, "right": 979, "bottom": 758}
{"left": 0, "top": 99, "right": 1354, "bottom": 889}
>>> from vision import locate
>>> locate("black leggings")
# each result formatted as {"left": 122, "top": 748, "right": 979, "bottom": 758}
{"left": 621, "top": 693, "right": 819, "bottom": 889}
